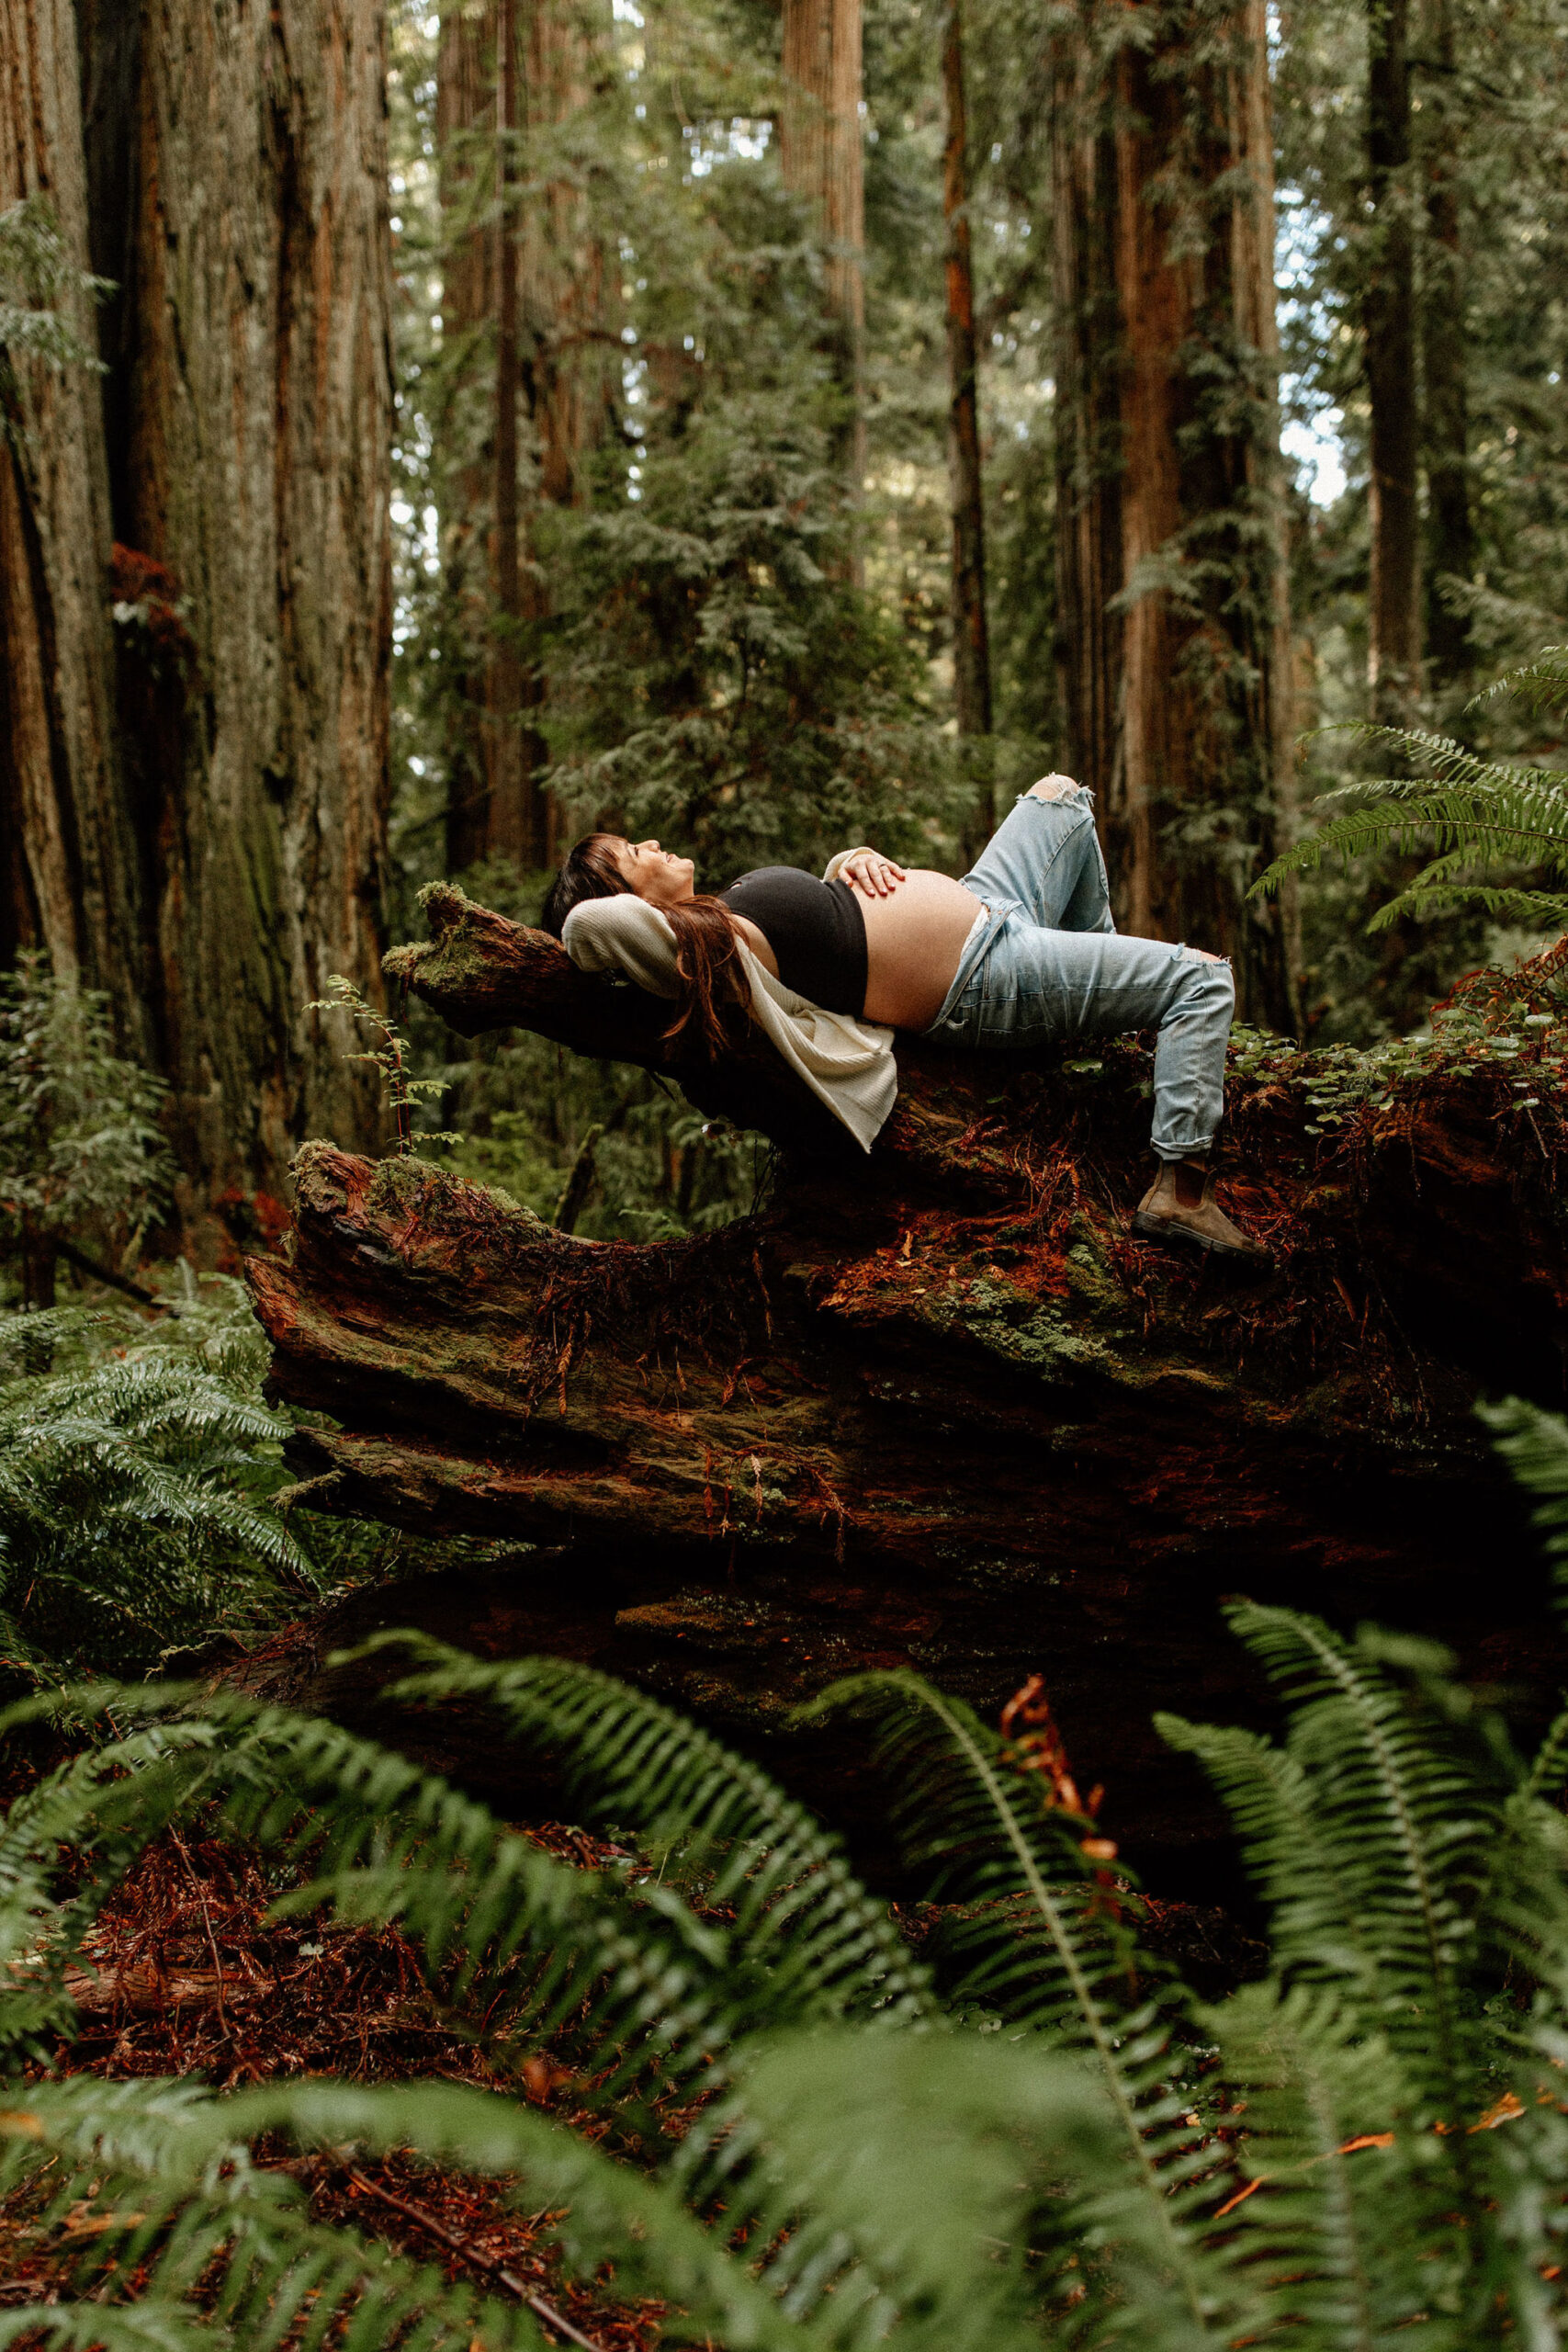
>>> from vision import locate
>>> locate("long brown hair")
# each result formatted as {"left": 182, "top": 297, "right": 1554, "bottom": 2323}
{"left": 662, "top": 898, "right": 754, "bottom": 1057}
{"left": 541, "top": 833, "right": 754, "bottom": 1058}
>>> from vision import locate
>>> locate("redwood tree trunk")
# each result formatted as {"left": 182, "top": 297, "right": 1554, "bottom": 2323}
{"left": 67, "top": 0, "right": 394, "bottom": 1230}
{"left": 246, "top": 886, "right": 1568, "bottom": 1871}
{"left": 0, "top": 0, "right": 147, "bottom": 1034}
{"left": 435, "top": 2, "right": 497, "bottom": 876}
{"left": 942, "top": 0, "right": 993, "bottom": 860}
{"left": 519, "top": 0, "right": 612, "bottom": 872}
{"left": 1365, "top": 0, "right": 1420, "bottom": 718}
{"left": 780, "top": 0, "right": 866, "bottom": 550}
{"left": 491, "top": 0, "right": 535, "bottom": 868}
{"left": 1418, "top": 0, "right": 1472, "bottom": 686}
{"left": 1049, "top": 0, "right": 1296, "bottom": 1032}
{"left": 438, "top": 0, "right": 603, "bottom": 875}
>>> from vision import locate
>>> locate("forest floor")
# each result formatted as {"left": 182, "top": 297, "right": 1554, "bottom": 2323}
{"left": 0, "top": 1813, "right": 674, "bottom": 2352}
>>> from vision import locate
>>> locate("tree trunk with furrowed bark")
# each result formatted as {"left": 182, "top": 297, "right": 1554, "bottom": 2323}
{"left": 1048, "top": 0, "right": 1297, "bottom": 1031}
{"left": 3, "top": 0, "right": 392, "bottom": 1247}
{"left": 243, "top": 885, "right": 1568, "bottom": 1882}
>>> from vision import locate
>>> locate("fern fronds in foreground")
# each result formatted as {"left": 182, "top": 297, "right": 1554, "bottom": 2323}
{"left": 9, "top": 1425, "right": 1568, "bottom": 2346}
{"left": 361, "top": 1637, "right": 938, "bottom": 2029}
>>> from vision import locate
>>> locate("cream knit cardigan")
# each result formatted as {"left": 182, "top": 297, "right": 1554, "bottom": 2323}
{"left": 559, "top": 850, "right": 897, "bottom": 1152}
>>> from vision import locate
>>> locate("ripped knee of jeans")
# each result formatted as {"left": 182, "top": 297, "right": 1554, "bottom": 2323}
{"left": 1176, "top": 948, "right": 1235, "bottom": 1021}
{"left": 1024, "top": 774, "right": 1083, "bottom": 805}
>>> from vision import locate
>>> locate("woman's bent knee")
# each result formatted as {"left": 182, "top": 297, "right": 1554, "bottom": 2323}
{"left": 1174, "top": 947, "right": 1235, "bottom": 1022}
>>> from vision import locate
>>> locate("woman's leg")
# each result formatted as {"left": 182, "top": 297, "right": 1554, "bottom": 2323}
{"left": 931, "top": 916, "right": 1264, "bottom": 1257}
{"left": 961, "top": 777, "right": 1114, "bottom": 935}
{"left": 935, "top": 921, "right": 1230, "bottom": 1151}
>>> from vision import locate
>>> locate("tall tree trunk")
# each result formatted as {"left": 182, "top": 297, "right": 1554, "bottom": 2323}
{"left": 70, "top": 0, "right": 394, "bottom": 1227}
{"left": 1365, "top": 0, "right": 1420, "bottom": 718}
{"left": 520, "top": 0, "right": 612, "bottom": 872}
{"left": 0, "top": 0, "right": 146, "bottom": 1033}
{"left": 438, "top": 0, "right": 603, "bottom": 876}
{"left": 780, "top": 0, "right": 866, "bottom": 562}
{"left": 436, "top": 2, "right": 498, "bottom": 876}
{"left": 490, "top": 0, "right": 537, "bottom": 868}
{"left": 1049, "top": 0, "right": 1297, "bottom": 1033}
{"left": 1418, "top": 0, "right": 1472, "bottom": 686}
{"left": 942, "top": 0, "right": 993, "bottom": 861}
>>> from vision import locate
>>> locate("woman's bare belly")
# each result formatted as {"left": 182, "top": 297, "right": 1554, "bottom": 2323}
{"left": 852, "top": 868, "right": 983, "bottom": 1029}
{"left": 728, "top": 867, "right": 982, "bottom": 1029}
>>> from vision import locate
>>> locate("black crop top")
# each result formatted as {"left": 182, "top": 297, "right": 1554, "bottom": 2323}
{"left": 721, "top": 866, "right": 868, "bottom": 1017}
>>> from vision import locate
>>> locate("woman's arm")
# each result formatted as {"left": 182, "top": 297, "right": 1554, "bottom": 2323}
{"left": 560, "top": 898, "right": 680, "bottom": 996}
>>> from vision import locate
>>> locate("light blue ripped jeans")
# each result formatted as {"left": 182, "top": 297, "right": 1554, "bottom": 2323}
{"left": 923, "top": 786, "right": 1235, "bottom": 1161}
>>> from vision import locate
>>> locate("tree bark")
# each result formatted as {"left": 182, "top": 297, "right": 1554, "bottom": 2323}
{"left": 491, "top": 0, "right": 536, "bottom": 868}
{"left": 1418, "top": 0, "right": 1472, "bottom": 686}
{"left": 519, "top": 0, "right": 613, "bottom": 873}
{"left": 780, "top": 0, "right": 866, "bottom": 558}
{"left": 0, "top": 0, "right": 146, "bottom": 1033}
{"left": 438, "top": 0, "right": 604, "bottom": 876}
{"left": 246, "top": 886, "right": 1568, "bottom": 1872}
{"left": 435, "top": 1, "right": 497, "bottom": 876}
{"left": 64, "top": 0, "right": 394, "bottom": 1230}
{"left": 1365, "top": 0, "right": 1420, "bottom": 718}
{"left": 942, "top": 0, "right": 993, "bottom": 862}
{"left": 1049, "top": 0, "right": 1297, "bottom": 1033}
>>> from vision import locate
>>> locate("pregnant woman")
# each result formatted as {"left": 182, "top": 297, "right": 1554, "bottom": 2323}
{"left": 541, "top": 777, "right": 1264, "bottom": 1261}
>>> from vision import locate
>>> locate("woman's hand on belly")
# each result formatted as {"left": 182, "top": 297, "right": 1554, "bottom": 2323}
{"left": 838, "top": 850, "right": 908, "bottom": 899}
{"left": 853, "top": 868, "right": 983, "bottom": 1030}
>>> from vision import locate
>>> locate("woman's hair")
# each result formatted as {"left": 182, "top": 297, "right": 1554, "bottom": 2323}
{"left": 662, "top": 898, "right": 753, "bottom": 1059}
{"left": 540, "top": 832, "right": 753, "bottom": 1060}
{"left": 539, "top": 832, "right": 628, "bottom": 935}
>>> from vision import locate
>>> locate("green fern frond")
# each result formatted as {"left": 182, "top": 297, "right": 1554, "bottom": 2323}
{"left": 361, "top": 1636, "right": 937, "bottom": 2030}
{"left": 1473, "top": 644, "right": 1568, "bottom": 719}
{"left": 0, "top": 2077, "right": 558, "bottom": 2352}
{"left": 0, "top": 2312, "right": 215, "bottom": 2351}
{"left": 1205, "top": 1980, "right": 1459, "bottom": 2348}
{"left": 0, "top": 1352, "right": 317, "bottom": 1668}
{"left": 1249, "top": 648, "right": 1568, "bottom": 933}
{"left": 1200, "top": 1606, "right": 1504, "bottom": 2130}
{"left": 1155, "top": 1715, "right": 1382, "bottom": 1998}
{"left": 1369, "top": 882, "right": 1568, "bottom": 932}
{"left": 801, "top": 1670, "right": 1235, "bottom": 2346}
{"left": 1479, "top": 1398, "right": 1568, "bottom": 1584}
{"left": 0, "top": 2073, "right": 817, "bottom": 2352}
{"left": 730, "top": 2026, "right": 1166, "bottom": 2350}
{"left": 0, "top": 1674, "right": 905, "bottom": 2127}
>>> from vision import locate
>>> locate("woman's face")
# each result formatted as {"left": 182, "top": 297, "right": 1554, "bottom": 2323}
{"left": 612, "top": 837, "right": 696, "bottom": 908}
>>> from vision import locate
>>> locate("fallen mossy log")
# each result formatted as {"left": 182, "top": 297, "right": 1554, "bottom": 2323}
{"left": 246, "top": 888, "right": 1568, "bottom": 1878}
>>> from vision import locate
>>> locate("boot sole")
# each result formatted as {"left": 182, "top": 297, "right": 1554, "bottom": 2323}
{"left": 1131, "top": 1210, "right": 1269, "bottom": 1264}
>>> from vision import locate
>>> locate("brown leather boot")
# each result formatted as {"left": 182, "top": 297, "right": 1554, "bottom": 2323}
{"left": 1132, "top": 1158, "right": 1269, "bottom": 1263}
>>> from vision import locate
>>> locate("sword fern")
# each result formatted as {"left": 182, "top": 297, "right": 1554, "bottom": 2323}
{"left": 1252, "top": 645, "right": 1568, "bottom": 936}
{"left": 2, "top": 1408, "right": 1568, "bottom": 2341}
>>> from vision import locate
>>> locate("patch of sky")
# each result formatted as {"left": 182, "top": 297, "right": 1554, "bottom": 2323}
{"left": 1276, "top": 181, "right": 1348, "bottom": 505}
{"left": 682, "top": 119, "right": 771, "bottom": 176}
